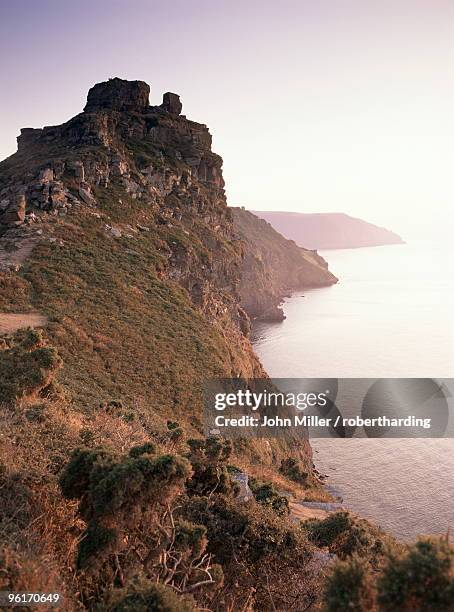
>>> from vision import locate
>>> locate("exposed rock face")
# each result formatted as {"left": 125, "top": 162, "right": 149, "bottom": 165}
{"left": 0, "top": 191, "right": 26, "bottom": 226}
{"left": 232, "top": 207, "right": 338, "bottom": 321}
{"left": 161, "top": 92, "right": 182, "bottom": 115}
{"left": 83, "top": 77, "right": 150, "bottom": 113}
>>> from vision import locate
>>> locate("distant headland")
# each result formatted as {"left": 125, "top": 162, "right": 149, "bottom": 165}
{"left": 251, "top": 210, "right": 404, "bottom": 250}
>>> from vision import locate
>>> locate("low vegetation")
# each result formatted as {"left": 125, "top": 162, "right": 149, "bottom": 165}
{"left": 0, "top": 328, "right": 62, "bottom": 402}
{"left": 323, "top": 537, "right": 454, "bottom": 612}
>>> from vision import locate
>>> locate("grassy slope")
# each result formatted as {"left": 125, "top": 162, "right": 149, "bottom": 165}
{"left": 0, "top": 207, "right": 259, "bottom": 427}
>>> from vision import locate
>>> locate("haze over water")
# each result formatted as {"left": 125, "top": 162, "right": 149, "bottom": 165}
{"left": 253, "top": 242, "right": 454, "bottom": 540}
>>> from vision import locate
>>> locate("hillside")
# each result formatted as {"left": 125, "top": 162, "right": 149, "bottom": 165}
{"left": 252, "top": 210, "right": 404, "bottom": 250}
{"left": 231, "top": 207, "right": 337, "bottom": 320}
{"left": 0, "top": 79, "right": 265, "bottom": 415}
{"left": 0, "top": 78, "right": 325, "bottom": 609}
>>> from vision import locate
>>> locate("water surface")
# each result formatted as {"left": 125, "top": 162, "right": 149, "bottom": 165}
{"left": 253, "top": 243, "right": 454, "bottom": 540}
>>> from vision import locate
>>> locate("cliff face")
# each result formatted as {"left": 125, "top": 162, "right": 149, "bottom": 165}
{"left": 253, "top": 210, "right": 404, "bottom": 250}
{"left": 232, "top": 207, "right": 337, "bottom": 321}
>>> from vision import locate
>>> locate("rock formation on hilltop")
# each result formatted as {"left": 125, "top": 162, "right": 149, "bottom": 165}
{"left": 0, "top": 78, "right": 245, "bottom": 325}
{"left": 232, "top": 207, "right": 337, "bottom": 321}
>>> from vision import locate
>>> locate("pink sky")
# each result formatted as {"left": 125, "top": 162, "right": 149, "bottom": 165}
{"left": 1, "top": 0, "right": 453, "bottom": 239}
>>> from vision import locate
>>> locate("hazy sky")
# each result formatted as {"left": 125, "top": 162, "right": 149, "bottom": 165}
{"left": 1, "top": 0, "right": 453, "bottom": 238}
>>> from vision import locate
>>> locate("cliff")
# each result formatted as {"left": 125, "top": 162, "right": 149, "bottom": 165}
{"left": 231, "top": 207, "right": 337, "bottom": 320}
{"left": 253, "top": 210, "right": 404, "bottom": 250}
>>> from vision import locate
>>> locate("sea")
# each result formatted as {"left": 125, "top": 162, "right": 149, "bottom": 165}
{"left": 252, "top": 242, "right": 454, "bottom": 540}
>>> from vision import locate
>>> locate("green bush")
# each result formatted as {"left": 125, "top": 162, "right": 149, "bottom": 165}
{"left": 324, "top": 555, "right": 375, "bottom": 612}
{"left": 248, "top": 478, "right": 289, "bottom": 516}
{"left": 303, "top": 511, "right": 387, "bottom": 560}
{"left": 0, "top": 329, "right": 62, "bottom": 403}
{"left": 377, "top": 538, "right": 454, "bottom": 611}
{"left": 108, "top": 579, "right": 195, "bottom": 611}
{"left": 186, "top": 437, "right": 239, "bottom": 498}
{"left": 128, "top": 442, "right": 156, "bottom": 458}
{"left": 180, "top": 494, "right": 317, "bottom": 610}
{"left": 59, "top": 447, "right": 115, "bottom": 502}
{"left": 279, "top": 457, "right": 308, "bottom": 485}
{"left": 77, "top": 523, "right": 118, "bottom": 571}
{"left": 59, "top": 444, "right": 192, "bottom": 571}
{"left": 173, "top": 519, "right": 208, "bottom": 559}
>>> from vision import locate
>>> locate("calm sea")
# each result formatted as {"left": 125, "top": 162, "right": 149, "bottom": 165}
{"left": 253, "top": 242, "right": 454, "bottom": 540}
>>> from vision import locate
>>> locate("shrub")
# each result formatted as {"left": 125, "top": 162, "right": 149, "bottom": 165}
{"left": 129, "top": 442, "right": 156, "bottom": 458}
{"left": 303, "top": 511, "right": 387, "bottom": 560}
{"left": 180, "top": 494, "right": 318, "bottom": 610}
{"left": 0, "top": 329, "right": 62, "bottom": 403}
{"left": 59, "top": 444, "right": 192, "bottom": 571}
{"left": 324, "top": 555, "right": 375, "bottom": 612}
{"left": 156, "top": 518, "right": 223, "bottom": 594}
{"left": 279, "top": 457, "right": 308, "bottom": 485}
{"left": 59, "top": 446, "right": 115, "bottom": 502}
{"left": 248, "top": 478, "right": 289, "bottom": 516}
{"left": 186, "top": 437, "right": 239, "bottom": 498}
{"left": 77, "top": 523, "right": 119, "bottom": 572}
{"left": 108, "top": 579, "right": 195, "bottom": 611}
{"left": 377, "top": 538, "right": 454, "bottom": 611}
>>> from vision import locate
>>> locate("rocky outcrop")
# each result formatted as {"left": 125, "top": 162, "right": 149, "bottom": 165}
{"left": 232, "top": 207, "right": 338, "bottom": 321}
{"left": 83, "top": 77, "right": 151, "bottom": 113}
{"left": 161, "top": 92, "right": 182, "bottom": 115}
{"left": 0, "top": 190, "right": 26, "bottom": 226}
{"left": 0, "top": 78, "right": 339, "bottom": 334}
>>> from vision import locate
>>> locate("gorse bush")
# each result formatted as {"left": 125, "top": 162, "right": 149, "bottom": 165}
{"left": 322, "top": 530, "right": 454, "bottom": 611}
{"left": 0, "top": 329, "right": 62, "bottom": 403}
{"left": 377, "top": 538, "right": 454, "bottom": 611}
{"left": 60, "top": 444, "right": 192, "bottom": 572}
{"left": 108, "top": 578, "right": 196, "bottom": 611}
{"left": 324, "top": 555, "right": 375, "bottom": 612}
{"left": 304, "top": 511, "right": 387, "bottom": 560}
{"left": 279, "top": 457, "right": 308, "bottom": 485}
{"left": 59, "top": 442, "right": 228, "bottom": 608}
{"left": 248, "top": 477, "right": 290, "bottom": 516}
{"left": 58, "top": 439, "right": 321, "bottom": 610}
{"left": 181, "top": 494, "right": 318, "bottom": 610}
{"left": 185, "top": 436, "right": 240, "bottom": 498}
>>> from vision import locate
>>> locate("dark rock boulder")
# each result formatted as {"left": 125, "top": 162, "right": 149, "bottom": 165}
{"left": 83, "top": 77, "right": 150, "bottom": 113}
{"left": 161, "top": 92, "right": 182, "bottom": 115}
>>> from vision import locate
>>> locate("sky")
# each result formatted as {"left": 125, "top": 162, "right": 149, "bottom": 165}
{"left": 1, "top": 0, "right": 453, "bottom": 239}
